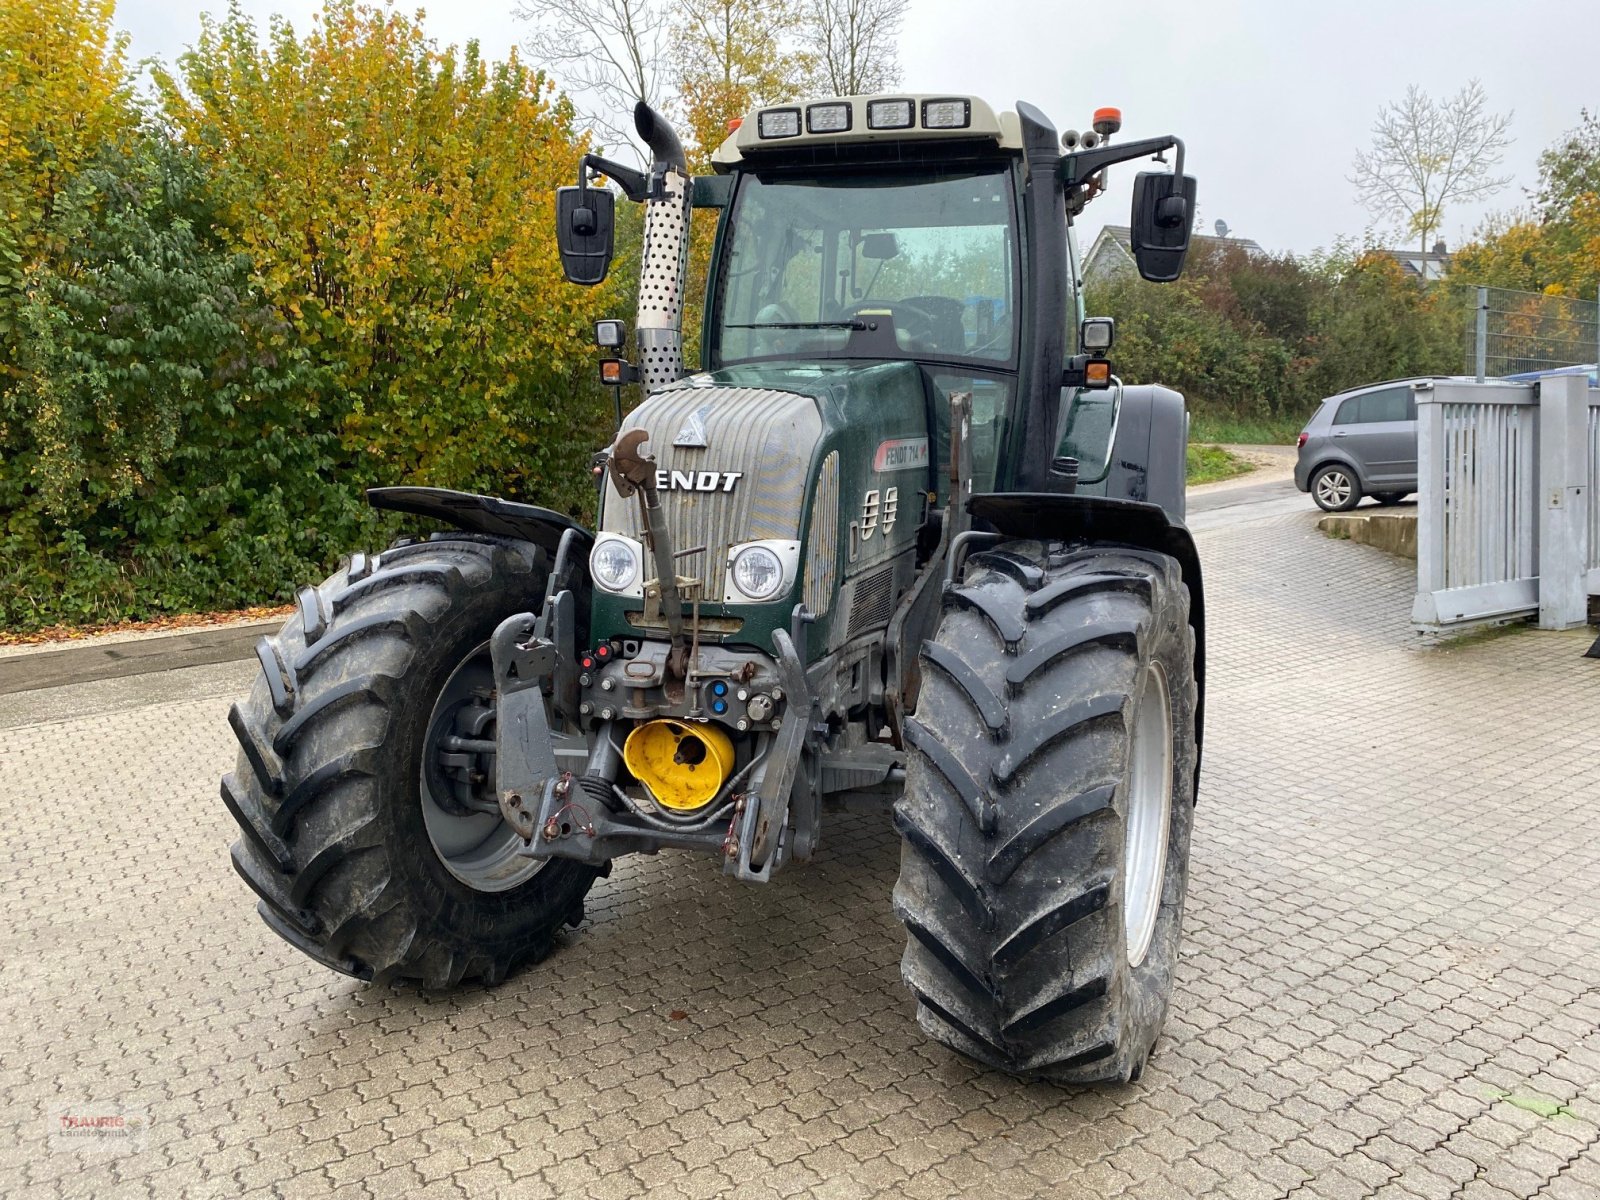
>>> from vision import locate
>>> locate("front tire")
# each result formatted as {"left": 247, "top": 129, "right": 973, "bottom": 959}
{"left": 222, "top": 535, "right": 602, "bottom": 988}
{"left": 893, "top": 542, "right": 1198, "bottom": 1082}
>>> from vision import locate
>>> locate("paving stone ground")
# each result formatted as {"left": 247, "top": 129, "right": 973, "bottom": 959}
{"left": 3, "top": 505, "right": 1598, "bottom": 1199}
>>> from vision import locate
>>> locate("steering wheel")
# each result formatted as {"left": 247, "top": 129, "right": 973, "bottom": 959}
{"left": 845, "top": 300, "right": 939, "bottom": 348}
{"left": 754, "top": 301, "right": 799, "bottom": 325}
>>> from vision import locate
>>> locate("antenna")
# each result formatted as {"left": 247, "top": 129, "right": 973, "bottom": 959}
{"left": 1214, "top": 219, "right": 1230, "bottom": 239}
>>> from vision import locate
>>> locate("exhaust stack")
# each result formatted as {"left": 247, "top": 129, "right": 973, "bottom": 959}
{"left": 633, "top": 102, "right": 692, "bottom": 392}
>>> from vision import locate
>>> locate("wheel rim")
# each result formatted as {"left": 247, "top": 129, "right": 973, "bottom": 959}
{"left": 420, "top": 642, "right": 581, "bottom": 893}
{"left": 1123, "top": 661, "right": 1173, "bottom": 969}
{"left": 1316, "top": 469, "right": 1351, "bottom": 507}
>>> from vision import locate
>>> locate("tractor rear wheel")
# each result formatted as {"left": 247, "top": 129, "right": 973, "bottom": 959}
{"left": 222, "top": 535, "right": 602, "bottom": 988}
{"left": 893, "top": 541, "right": 1198, "bottom": 1081}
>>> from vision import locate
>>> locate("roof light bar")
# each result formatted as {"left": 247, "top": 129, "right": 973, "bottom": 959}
{"left": 921, "top": 98, "right": 971, "bottom": 130}
{"left": 757, "top": 108, "right": 802, "bottom": 139}
{"left": 866, "top": 99, "right": 914, "bottom": 130}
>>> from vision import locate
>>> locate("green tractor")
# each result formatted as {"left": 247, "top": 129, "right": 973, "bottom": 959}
{"left": 223, "top": 93, "right": 1204, "bottom": 1082}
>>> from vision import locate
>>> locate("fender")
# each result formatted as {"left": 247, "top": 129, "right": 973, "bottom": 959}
{"left": 967, "top": 491, "right": 1205, "bottom": 787}
{"left": 367, "top": 486, "right": 593, "bottom": 557}
{"left": 1077, "top": 383, "right": 1190, "bottom": 520}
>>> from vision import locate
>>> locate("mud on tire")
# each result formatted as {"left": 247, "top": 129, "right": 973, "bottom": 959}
{"left": 893, "top": 541, "right": 1198, "bottom": 1082}
{"left": 223, "top": 535, "right": 602, "bottom": 989}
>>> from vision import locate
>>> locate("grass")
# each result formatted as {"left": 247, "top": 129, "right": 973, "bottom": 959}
{"left": 1186, "top": 443, "right": 1252, "bottom": 486}
{"left": 1189, "top": 414, "right": 1307, "bottom": 446}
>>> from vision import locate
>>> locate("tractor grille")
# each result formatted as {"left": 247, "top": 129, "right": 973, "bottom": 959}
{"left": 602, "top": 384, "right": 822, "bottom": 597}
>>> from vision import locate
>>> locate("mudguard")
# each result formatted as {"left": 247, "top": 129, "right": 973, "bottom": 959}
{"left": 1081, "top": 383, "right": 1190, "bottom": 520}
{"left": 368, "top": 486, "right": 592, "bottom": 556}
{"left": 967, "top": 491, "right": 1205, "bottom": 784}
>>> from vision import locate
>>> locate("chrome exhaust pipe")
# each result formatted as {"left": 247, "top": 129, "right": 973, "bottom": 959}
{"left": 633, "top": 101, "right": 691, "bottom": 392}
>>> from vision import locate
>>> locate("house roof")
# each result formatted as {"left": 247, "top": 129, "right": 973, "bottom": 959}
{"left": 1382, "top": 248, "right": 1451, "bottom": 280}
{"left": 1094, "top": 225, "right": 1265, "bottom": 257}
{"left": 1082, "top": 225, "right": 1265, "bottom": 280}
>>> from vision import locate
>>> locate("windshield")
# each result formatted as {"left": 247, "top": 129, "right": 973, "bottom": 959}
{"left": 712, "top": 168, "right": 1018, "bottom": 367}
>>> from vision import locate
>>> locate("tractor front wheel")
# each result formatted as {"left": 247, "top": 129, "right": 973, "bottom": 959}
{"left": 893, "top": 541, "right": 1198, "bottom": 1082}
{"left": 222, "top": 535, "right": 603, "bottom": 988}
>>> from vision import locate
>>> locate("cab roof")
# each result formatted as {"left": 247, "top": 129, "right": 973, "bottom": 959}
{"left": 711, "top": 94, "right": 1026, "bottom": 170}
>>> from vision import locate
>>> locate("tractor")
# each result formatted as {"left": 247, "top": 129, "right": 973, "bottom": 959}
{"left": 223, "top": 93, "right": 1204, "bottom": 1082}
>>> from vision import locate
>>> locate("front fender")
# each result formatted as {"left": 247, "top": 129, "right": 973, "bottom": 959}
{"left": 968, "top": 491, "right": 1205, "bottom": 788}
{"left": 368, "top": 486, "right": 592, "bottom": 557}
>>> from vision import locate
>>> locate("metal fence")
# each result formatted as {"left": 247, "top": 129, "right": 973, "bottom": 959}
{"left": 1412, "top": 375, "right": 1597, "bottom": 631}
{"left": 1465, "top": 286, "right": 1600, "bottom": 380}
{"left": 1591, "top": 398, "right": 1600, "bottom": 593}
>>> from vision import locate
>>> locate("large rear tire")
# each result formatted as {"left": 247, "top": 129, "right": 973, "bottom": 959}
{"left": 223, "top": 535, "right": 602, "bottom": 988}
{"left": 893, "top": 541, "right": 1198, "bottom": 1082}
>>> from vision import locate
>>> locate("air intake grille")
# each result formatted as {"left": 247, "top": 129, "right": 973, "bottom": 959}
{"left": 846, "top": 567, "right": 895, "bottom": 638}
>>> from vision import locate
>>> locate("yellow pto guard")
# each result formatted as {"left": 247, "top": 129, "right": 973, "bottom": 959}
{"left": 622, "top": 719, "right": 735, "bottom": 811}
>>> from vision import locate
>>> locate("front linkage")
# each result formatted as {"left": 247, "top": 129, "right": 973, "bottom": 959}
{"left": 494, "top": 436, "right": 815, "bottom": 884}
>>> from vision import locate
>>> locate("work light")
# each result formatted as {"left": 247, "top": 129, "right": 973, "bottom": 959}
{"left": 757, "top": 108, "right": 802, "bottom": 139}
{"left": 594, "top": 319, "right": 625, "bottom": 348}
{"left": 866, "top": 99, "right": 914, "bottom": 130}
{"left": 806, "top": 103, "right": 852, "bottom": 133}
{"left": 1081, "top": 317, "right": 1115, "bottom": 352}
{"left": 921, "top": 99, "right": 971, "bottom": 130}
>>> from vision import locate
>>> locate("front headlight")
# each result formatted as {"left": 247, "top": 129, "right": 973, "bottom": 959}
{"left": 729, "top": 545, "right": 785, "bottom": 601}
{"left": 590, "top": 535, "right": 641, "bottom": 594}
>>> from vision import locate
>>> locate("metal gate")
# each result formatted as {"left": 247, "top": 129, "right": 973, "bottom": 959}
{"left": 1413, "top": 374, "right": 1596, "bottom": 631}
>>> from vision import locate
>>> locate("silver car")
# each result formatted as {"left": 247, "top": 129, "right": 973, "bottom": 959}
{"left": 1294, "top": 379, "right": 1426, "bottom": 512}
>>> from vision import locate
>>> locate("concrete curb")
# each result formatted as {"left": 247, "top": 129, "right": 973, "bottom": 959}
{"left": 0, "top": 619, "right": 282, "bottom": 696}
{"left": 1317, "top": 510, "right": 1418, "bottom": 559}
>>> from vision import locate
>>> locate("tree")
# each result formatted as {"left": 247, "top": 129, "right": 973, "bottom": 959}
{"left": 158, "top": 1, "right": 619, "bottom": 502}
{"left": 803, "top": 0, "right": 907, "bottom": 96}
{"left": 1, "top": 129, "right": 353, "bottom": 628}
{"left": 1350, "top": 80, "right": 1513, "bottom": 261}
{"left": 0, "top": 0, "right": 132, "bottom": 380}
{"left": 515, "top": 0, "right": 671, "bottom": 160}
{"left": 1452, "top": 109, "right": 1600, "bottom": 299}
{"left": 1535, "top": 108, "right": 1600, "bottom": 223}
{"left": 672, "top": 0, "right": 811, "bottom": 161}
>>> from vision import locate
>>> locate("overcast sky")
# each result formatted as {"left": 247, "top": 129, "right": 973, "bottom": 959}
{"left": 115, "top": 0, "right": 1600, "bottom": 257}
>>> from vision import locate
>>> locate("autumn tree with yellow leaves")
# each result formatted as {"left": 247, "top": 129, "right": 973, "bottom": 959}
{"left": 2, "top": 0, "right": 622, "bottom": 631}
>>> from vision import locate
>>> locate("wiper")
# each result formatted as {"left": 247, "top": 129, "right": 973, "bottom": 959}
{"left": 723, "top": 320, "right": 867, "bottom": 331}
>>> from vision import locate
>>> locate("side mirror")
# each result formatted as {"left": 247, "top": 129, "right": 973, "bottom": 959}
{"left": 556, "top": 184, "right": 616, "bottom": 285}
{"left": 1130, "top": 171, "right": 1197, "bottom": 282}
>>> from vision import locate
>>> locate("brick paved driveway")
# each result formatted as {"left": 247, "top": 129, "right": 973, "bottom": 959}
{"left": 3, "top": 505, "right": 1598, "bottom": 1199}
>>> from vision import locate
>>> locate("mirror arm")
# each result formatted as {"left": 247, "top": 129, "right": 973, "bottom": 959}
{"left": 1058, "top": 134, "right": 1182, "bottom": 189}
{"left": 576, "top": 153, "right": 654, "bottom": 203}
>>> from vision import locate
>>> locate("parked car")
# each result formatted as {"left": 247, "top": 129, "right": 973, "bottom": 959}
{"left": 1500, "top": 363, "right": 1597, "bottom": 387}
{"left": 1295, "top": 379, "right": 1432, "bottom": 512}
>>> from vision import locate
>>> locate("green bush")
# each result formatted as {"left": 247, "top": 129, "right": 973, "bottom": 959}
{"left": 1087, "top": 241, "right": 1461, "bottom": 435}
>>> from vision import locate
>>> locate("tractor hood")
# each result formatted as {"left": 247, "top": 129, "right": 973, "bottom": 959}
{"left": 593, "top": 361, "right": 932, "bottom": 655}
